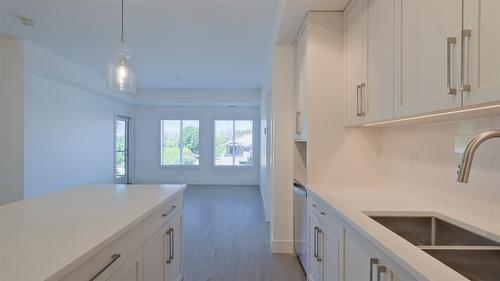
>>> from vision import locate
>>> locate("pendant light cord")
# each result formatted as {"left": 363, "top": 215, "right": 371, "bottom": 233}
{"left": 121, "top": 0, "right": 124, "bottom": 41}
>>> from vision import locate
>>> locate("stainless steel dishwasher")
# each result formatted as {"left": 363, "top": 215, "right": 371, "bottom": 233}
{"left": 293, "top": 180, "right": 307, "bottom": 272}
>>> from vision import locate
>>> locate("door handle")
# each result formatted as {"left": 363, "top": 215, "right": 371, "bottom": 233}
{"left": 356, "top": 85, "right": 361, "bottom": 116}
{"left": 447, "top": 37, "right": 457, "bottom": 95}
{"left": 360, "top": 83, "right": 366, "bottom": 116}
{"left": 161, "top": 205, "right": 177, "bottom": 218}
{"left": 89, "top": 254, "right": 121, "bottom": 281}
{"left": 295, "top": 111, "right": 301, "bottom": 134}
{"left": 369, "top": 258, "right": 379, "bottom": 281}
{"left": 461, "top": 29, "right": 472, "bottom": 92}
{"left": 170, "top": 228, "right": 174, "bottom": 261}
{"left": 316, "top": 228, "right": 323, "bottom": 262}
{"left": 377, "top": 265, "right": 387, "bottom": 281}
{"left": 165, "top": 229, "right": 172, "bottom": 264}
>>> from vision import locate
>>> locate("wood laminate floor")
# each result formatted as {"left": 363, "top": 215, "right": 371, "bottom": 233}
{"left": 183, "top": 185, "right": 306, "bottom": 281}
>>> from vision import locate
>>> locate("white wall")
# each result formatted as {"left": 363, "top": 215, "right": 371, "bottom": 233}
{"left": 22, "top": 41, "right": 133, "bottom": 199}
{"left": 0, "top": 37, "right": 24, "bottom": 205}
{"left": 133, "top": 104, "right": 260, "bottom": 185}
{"left": 135, "top": 89, "right": 260, "bottom": 107}
{"left": 270, "top": 44, "right": 295, "bottom": 253}
{"left": 379, "top": 112, "right": 500, "bottom": 223}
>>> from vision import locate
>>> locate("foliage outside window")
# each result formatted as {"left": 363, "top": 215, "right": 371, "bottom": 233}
{"left": 115, "top": 120, "right": 127, "bottom": 177}
{"left": 214, "top": 120, "right": 253, "bottom": 166}
{"left": 161, "top": 120, "right": 200, "bottom": 166}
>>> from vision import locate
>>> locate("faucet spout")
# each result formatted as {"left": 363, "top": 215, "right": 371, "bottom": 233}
{"left": 457, "top": 130, "right": 500, "bottom": 183}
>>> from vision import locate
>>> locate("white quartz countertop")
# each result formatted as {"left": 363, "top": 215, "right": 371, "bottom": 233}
{"left": 308, "top": 184, "right": 500, "bottom": 281}
{"left": 0, "top": 184, "right": 186, "bottom": 281}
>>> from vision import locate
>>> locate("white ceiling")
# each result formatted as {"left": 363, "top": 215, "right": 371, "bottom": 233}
{"left": 1, "top": 0, "right": 281, "bottom": 90}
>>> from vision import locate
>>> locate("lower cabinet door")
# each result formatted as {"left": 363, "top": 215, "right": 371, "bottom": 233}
{"left": 322, "top": 228, "right": 341, "bottom": 281}
{"left": 143, "top": 222, "right": 171, "bottom": 281}
{"left": 345, "top": 229, "right": 373, "bottom": 281}
{"left": 308, "top": 213, "right": 322, "bottom": 281}
{"left": 107, "top": 249, "right": 144, "bottom": 281}
{"left": 165, "top": 211, "right": 183, "bottom": 281}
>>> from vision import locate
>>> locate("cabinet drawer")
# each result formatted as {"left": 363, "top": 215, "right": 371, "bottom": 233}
{"left": 309, "top": 192, "right": 344, "bottom": 236}
{"left": 143, "top": 193, "right": 183, "bottom": 240}
{"left": 60, "top": 222, "right": 143, "bottom": 281}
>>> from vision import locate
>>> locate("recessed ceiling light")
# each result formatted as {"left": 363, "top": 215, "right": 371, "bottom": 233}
{"left": 18, "top": 16, "right": 35, "bottom": 27}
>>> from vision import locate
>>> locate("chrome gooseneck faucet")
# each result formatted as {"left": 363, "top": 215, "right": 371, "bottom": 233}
{"left": 457, "top": 130, "right": 500, "bottom": 183}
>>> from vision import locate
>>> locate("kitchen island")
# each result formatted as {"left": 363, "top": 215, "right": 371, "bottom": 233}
{"left": 0, "top": 184, "right": 185, "bottom": 281}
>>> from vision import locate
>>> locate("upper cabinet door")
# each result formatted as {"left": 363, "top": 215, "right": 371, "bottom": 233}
{"left": 396, "top": 0, "right": 462, "bottom": 117}
{"left": 365, "top": 0, "right": 395, "bottom": 123}
{"left": 462, "top": 0, "right": 500, "bottom": 106}
{"left": 344, "top": 0, "right": 368, "bottom": 126}
{"left": 295, "top": 25, "right": 309, "bottom": 141}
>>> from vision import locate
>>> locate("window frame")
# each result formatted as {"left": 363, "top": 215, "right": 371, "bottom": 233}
{"left": 114, "top": 115, "right": 130, "bottom": 183}
{"left": 160, "top": 119, "right": 200, "bottom": 167}
{"left": 213, "top": 119, "right": 255, "bottom": 168}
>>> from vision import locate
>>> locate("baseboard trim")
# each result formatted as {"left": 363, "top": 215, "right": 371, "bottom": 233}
{"left": 271, "top": 239, "right": 294, "bottom": 254}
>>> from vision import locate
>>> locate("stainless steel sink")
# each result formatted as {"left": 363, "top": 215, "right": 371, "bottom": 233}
{"left": 369, "top": 216, "right": 499, "bottom": 246}
{"left": 423, "top": 248, "right": 500, "bottom": 281}
{"left": 368, "top": 215, "right": 500, "bottom": 281}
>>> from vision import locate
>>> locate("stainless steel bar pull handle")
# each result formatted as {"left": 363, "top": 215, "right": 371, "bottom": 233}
{"left": 356, "top": 85, "right": 361, "bottom": 116}
{"left": 447, "top": 37, "right": 457, "bottom": 95}
{"left": 377, "top": 265, "right": 387, "bottom": 281}
{"left": 461, "top": 30, "right": 472, "bottom": 92}
{"left": 89, "top": 254, "right": 121, "bottom": 281}
{"left": 316, "top": 228, "right": 323, "bottom": 262}
{"left": 295, "top": 111, "right": 301, "bottom": 134}
{"left": 359, "top": 83, "right": 366, "bottom": 116}
{"left": 170, "top": 227, "right": 174, "bottom": 261}
{"left": 369, "top": 258, "right": 379, "bottom": 281}
{"left": 161, "top": 205, "right": 177, "bottom": 218}
{"left": 166, "top": 229, "right": 172, "bottom": 264}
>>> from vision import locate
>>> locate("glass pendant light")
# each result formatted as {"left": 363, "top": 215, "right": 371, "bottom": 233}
{"left": 107, "top": 0, "right": 136, "bottom": 93}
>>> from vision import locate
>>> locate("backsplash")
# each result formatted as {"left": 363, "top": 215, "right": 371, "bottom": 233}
{"left": 378, "top": 113, "right": 500, "bottom": 222}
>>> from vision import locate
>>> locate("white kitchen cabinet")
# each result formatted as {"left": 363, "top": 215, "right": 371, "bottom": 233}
{"left": 143, "top": 206, "right": 183, "bottom": 281}
{"left": 165, "top": 210, "right": 183, "bottom": 281}
{"left": 344, "top": 0, "right": 395, "bottom": 125}
{"left": 295, "top": 12, "right": 340, "bottom": 139}
{"left": 58, "top": 191, "right": 184, "bottom": 281}
{"left": 295, "top": 24, "right": 309, "bottom": 141}
{"left": 308, "top": 191, "right": 418, "bottom": 281}
{"left": 308, "top": 212, "right": 322, "bottom": 281}
{"left": 462, "top": 0, "right": 500, "bottom": 106}
{"left": 308, "top": 195, "right": 343, "bottom": 281}
{"left": 345, "top": 227, "right": 417, "bottom": 281}
{"left": 143, "top": 223, "right": 170, "bottom": 281}
{"left": 108, "top": 249, "right": 144, "bottom": 281}
{"left": 395, "top": 0, "right": 462, "bottom": 117}
{"left": 366, "top": 0, "right": 395, "bottom": 122}
{"left": 344, "top": 0, "right": 368, "bottom": 126}
{"left": 322, "top": 228, "right": 341, "bottom": 281}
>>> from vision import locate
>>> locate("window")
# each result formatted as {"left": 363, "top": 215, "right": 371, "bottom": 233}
{"left": 214, "top": 120, "right": 253, "bottom": 166}
{"left": 161, "top": 120, "right": 200, "bottom": 166}
{"left": 115, "top": 116, "right": 130, "bottom": 183}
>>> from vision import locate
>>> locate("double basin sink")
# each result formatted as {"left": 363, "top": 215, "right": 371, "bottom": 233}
{"left": 368, "top": 214, "right": 500, "bottom": 281}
